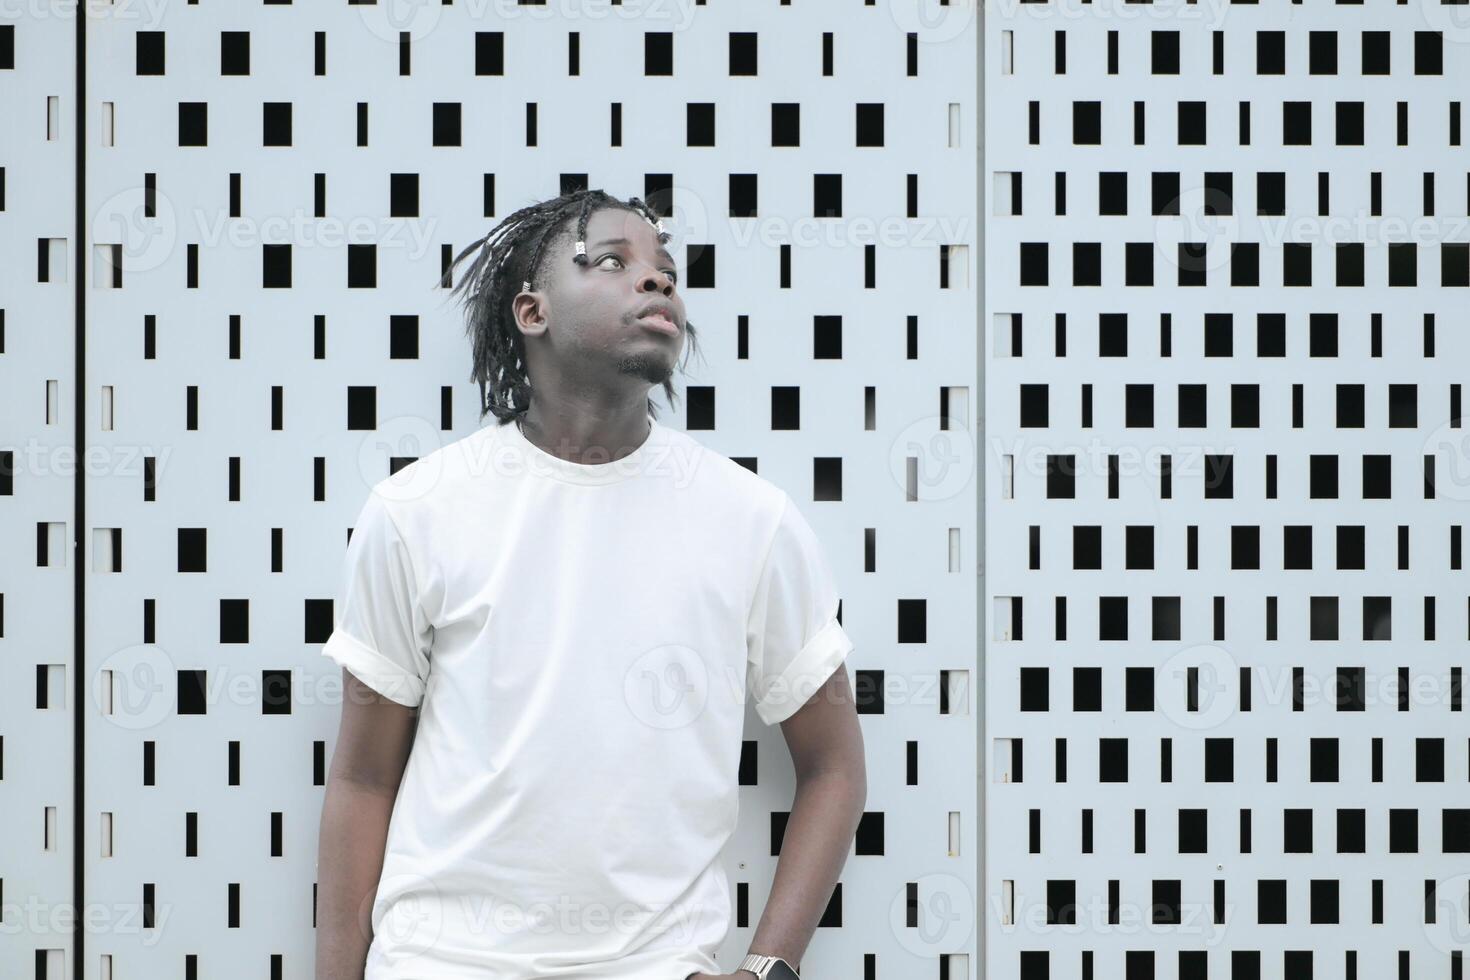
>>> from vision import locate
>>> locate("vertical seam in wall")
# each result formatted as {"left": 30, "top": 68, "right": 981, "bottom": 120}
{"left": 74, "top": 5, "right": 87, "bottom": 974}
{"left": 976, "top": 2, "right": 987, "bottom": 976}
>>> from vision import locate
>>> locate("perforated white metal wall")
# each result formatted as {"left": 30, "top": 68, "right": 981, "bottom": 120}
{"left": 985, "top": 4, "right": 1468, "bottom": 979}
{"left": 0, "top": 2, "right": 980, "bottom": 978}
{"left": 0, "top": 11, "right": 77, "bottom": 980}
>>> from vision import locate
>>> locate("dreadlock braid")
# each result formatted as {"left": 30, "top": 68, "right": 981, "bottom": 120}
{"left": 440, "top": 188, "right": 701, "bottom": 427}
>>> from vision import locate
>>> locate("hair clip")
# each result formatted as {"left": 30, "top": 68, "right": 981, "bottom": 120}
{"left": 654, "top": 219, "right": 665, "bottom": 235}
{"left": 522, "top": 280, "right": 531, "bottom": 292}
{"left": 575, "top": 240, "right": 587, "bottom": 257}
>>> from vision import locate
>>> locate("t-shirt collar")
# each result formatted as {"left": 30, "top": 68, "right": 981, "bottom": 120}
{"left": 495, "top": 413, "right": 667, "bottom": 486}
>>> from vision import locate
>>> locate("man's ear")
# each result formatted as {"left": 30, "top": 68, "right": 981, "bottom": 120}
{"left": 512, "top": 291, "right": 548, "bottom": 338}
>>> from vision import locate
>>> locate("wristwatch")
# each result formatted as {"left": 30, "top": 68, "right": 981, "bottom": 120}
{"left": 738, "top": 953, "right": 800, "bottom": 979}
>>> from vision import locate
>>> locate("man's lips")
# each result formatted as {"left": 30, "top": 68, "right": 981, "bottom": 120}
{"left": 636, "top": 313, "right": 680, "bottom": 336}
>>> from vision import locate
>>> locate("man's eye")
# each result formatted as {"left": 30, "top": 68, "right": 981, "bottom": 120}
{"left": 597, "top": 254, "right": 677, "bottom": 284}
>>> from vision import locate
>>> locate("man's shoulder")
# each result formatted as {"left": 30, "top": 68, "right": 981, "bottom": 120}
{"left": 659, "top": 423, "right": 787, "bottom": 514}
{"left": 365, "top": 423, "right": 498, "bottom": 517}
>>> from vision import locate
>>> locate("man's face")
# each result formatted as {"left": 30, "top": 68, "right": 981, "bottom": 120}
{"left": 516, "top": 206, "right": 687, "bottom": 393}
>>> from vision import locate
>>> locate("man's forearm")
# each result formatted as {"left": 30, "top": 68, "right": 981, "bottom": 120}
{"left": 316, "top": 777, "right": 398, "bottom": 980}
{"left": 744, "top": 768, "right": 867, "bottom": 972}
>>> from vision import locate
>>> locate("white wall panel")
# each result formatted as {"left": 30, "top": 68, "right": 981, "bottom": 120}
{"left": 63, "top": 3, "right": 979, "bottom": 978}
{"left": 0, "top": 8, "right": 78, "bottom": 980}
{"left": 985, "top": 5, "right": 1467, "bottom": 979}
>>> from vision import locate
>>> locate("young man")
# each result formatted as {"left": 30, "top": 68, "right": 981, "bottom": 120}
{"left": 315, "top": 190, "right": 866, "bottom": 980}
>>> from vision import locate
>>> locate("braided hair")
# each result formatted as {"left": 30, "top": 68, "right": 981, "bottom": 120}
{"left": 439, "top": 189, "right": 702, "bottom": 426}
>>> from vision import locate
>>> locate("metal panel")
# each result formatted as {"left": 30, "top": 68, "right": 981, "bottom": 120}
{"left": 985, "top": 5, "right": 1468, "bottom": 978}
{"left": 71, "top": 3, "right": 980, "bottom": 977}
{"left": 0, "top": 8, "right": 78, "bottom": 980}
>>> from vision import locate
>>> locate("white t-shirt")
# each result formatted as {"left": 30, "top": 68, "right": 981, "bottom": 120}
{"left": 321, "top": 413, "right": 854, "bottom": 980}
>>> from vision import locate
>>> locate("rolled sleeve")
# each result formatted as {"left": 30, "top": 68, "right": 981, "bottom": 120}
{"left": 745, "top": 492, "right": 855, "bottom": 726}
{"left": 321, "top": 489, "right": 433, "bottom": 708}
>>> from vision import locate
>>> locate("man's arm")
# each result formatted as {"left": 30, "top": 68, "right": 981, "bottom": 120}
{"left": 743, "top": 664, "right": 867, "bottom": 974}
{"left": 315, "top": 669, "right": 418, "bottom": 980}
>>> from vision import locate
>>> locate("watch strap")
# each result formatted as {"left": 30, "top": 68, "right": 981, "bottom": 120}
{"left": 738, "top": 952, "right": 800, "bottom": 978}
